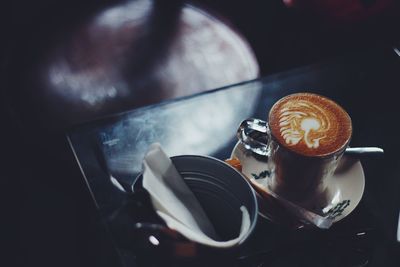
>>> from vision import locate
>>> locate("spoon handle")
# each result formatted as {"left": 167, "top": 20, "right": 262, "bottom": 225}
{"left": 345, "top": 147, "right": 384, "bottom": 156}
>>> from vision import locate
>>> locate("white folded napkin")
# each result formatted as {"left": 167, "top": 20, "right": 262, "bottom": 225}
{"left": 142, "top": 143, "right": 250, "bottom": 248}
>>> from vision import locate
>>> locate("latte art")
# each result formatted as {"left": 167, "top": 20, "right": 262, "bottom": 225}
{"left": 269, "top": 93, "right": 352, "bottom": 157}
{"left": 278, "top": 100, "right": 330, "bottom": 149}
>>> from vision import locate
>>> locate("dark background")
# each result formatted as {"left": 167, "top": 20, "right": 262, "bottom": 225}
{"left": 2, "top": 0, "right": 400, "bottom": 267}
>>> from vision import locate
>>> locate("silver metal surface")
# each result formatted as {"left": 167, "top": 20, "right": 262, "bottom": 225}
{"left": 397, "top": 210, "right": 400, "bottom": 242}
{"left": 344, "top": 147, "right": 384, "bottom": 155}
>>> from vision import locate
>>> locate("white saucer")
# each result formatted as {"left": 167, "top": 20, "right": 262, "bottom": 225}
{"left": 230, "top": 141, "right": 365, "bottom": 223}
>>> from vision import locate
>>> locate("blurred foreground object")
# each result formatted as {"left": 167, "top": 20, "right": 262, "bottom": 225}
{"left": 6, "top": 0, "right": 258, "bottom": 130}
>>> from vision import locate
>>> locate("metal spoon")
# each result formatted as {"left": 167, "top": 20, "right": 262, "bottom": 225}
{"left": 344, "top": 147, "right": 384, "bottom": 156}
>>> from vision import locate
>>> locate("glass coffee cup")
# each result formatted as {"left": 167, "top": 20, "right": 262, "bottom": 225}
{"left": 237, "top": 93, "right": 352, "bottom": 208}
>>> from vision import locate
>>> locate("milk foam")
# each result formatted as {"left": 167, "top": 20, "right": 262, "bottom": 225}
{"left": 278, "top": 100, "right": 330, "bottom": 149}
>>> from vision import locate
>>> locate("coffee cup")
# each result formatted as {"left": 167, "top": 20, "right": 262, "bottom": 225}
{"left": 237, "top": 93, "right": 352, "bottom": 207}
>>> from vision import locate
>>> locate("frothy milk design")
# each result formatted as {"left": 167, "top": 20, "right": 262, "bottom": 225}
{"left": 278, "top": 100, "right": 330, "bottom": 149}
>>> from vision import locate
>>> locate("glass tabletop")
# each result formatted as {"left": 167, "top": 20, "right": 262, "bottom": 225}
{"left": 67, "top": 47, "right": 400, "bottom": 266}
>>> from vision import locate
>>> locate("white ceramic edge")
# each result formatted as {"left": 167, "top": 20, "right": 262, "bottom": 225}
{"left": 230, "top": 141, "right": 366, "bottom": 224}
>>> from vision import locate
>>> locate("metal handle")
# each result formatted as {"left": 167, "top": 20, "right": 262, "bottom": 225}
{"left": 344, "top": 147, "right": 384, "bottom": 156}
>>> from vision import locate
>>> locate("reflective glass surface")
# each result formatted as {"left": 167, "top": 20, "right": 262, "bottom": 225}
{"left": 68, "top": 47, "right": 400, "bottom": 266}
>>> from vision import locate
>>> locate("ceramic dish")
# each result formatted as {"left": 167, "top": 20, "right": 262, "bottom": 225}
{"left": 231, "top": 142, "right": 365, "bottom": 224}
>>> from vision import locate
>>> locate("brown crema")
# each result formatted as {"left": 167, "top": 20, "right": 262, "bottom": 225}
{"left": 269, "top": 93, "right": 352, "bottom": 157}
